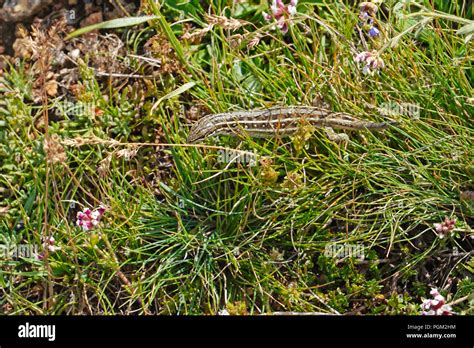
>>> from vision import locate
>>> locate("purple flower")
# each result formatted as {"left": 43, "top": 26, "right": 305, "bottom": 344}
{"left": 263, "top": 0, "right": 298, "bottom": 34}
{"left": 359, "top": 11, "right": 370, "bottom": 20}
{"left": 368, "top": 26, "right": 380, "bottom": 38}
{"left": 358, "top": 2, "right": 380, "bottom": 38}
{"left": 76, "top": 205, "right": 106, "bottom": 231}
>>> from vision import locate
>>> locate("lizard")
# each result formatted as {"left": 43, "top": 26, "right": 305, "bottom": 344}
{"left": 187, "top": 106, "right": 396, "bottom": 143}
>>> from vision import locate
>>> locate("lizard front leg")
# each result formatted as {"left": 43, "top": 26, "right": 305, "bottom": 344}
{"left": 324, "top": 126, "right": 349, "bottom": 143}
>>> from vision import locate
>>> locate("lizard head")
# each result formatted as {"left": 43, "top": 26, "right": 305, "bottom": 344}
{"left": 187, "top": 118, "right": 215, "bottom": 143}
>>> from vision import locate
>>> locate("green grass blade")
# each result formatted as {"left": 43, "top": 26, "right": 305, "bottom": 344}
{"left": 65, "top": 15, "right": 160, "bottom": 40}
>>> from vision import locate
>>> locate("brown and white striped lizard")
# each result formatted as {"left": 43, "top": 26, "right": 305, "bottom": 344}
{"left": 187, "top": 106, "right": 396, "bottom": 143}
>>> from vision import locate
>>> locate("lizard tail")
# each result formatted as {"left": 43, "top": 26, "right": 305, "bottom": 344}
{"left": 364, "top": 120, "right": 398, "bottom": 129}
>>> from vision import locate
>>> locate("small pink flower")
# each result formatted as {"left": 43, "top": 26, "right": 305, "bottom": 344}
{"left": 354, "top": 50, "right": 384, "bottom": 75}
{"left": 76, "top": 205, "right": 106, "bottom": 231}
{"left": 44, "top": 236, "right": 61, "bottom": 252}
{"left": 288, "top": 0, "right": 298, "bottom": 15}
{"left": 262, "top": 11, "right": 273, "bottom": 21}
{"left": 433, "top": 217, "right": 456, "bottom": 239}
{"left": 421, "top": 288, "right": 453, "bottom": 315}
{"left": 263, "top": 0, "right": 298, "bottom": 34}
{"left": 35, "top": 235, "right": 61, "bottom": 260}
